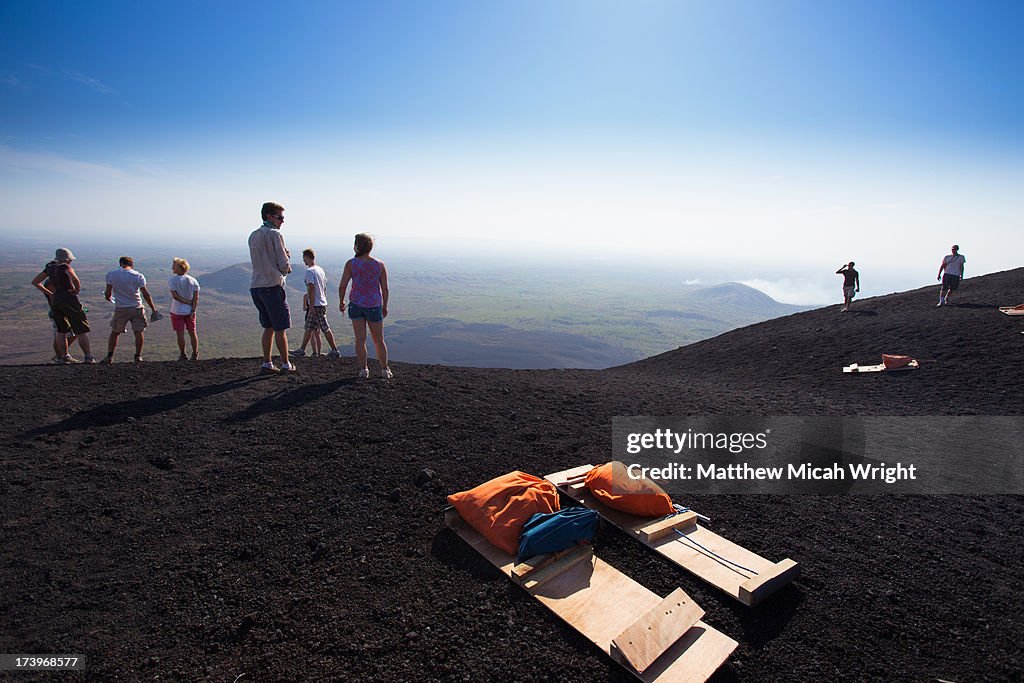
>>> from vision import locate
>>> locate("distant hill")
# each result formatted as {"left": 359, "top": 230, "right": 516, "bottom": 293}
{"left": 195, "top": 263, "right": 254, "bottom": 296}
{"left": 198, "top": 262, "right": 341, "bottom": 297}
{"left": 681, "top": 282, "right": 807, "bottom": 318}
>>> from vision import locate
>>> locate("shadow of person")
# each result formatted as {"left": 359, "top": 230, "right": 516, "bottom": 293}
{"left": 225, "top": 378, "right": 357, "bottom": 422}
{"left": 20, "top": 375, "right": 266, "bottom": 437}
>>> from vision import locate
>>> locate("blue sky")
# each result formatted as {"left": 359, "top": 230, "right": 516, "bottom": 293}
{"left": 2, "top": 0, "right": 1022, "bottom": 302}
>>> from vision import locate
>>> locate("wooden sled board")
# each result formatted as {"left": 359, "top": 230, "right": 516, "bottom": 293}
{"left": 999, "top": 307, "right": 1024, "bottom": 316}
{"left": 546, "top": 466, "right": 800, "bottom": 606}
{"left": 444, "top": 507, "right": 737, "bottom": 682}
{"left": 843, "top": 360, "right": 919, "bottom": 373}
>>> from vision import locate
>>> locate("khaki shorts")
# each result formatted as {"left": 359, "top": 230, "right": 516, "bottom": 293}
{"left": 111, "top": 307, "right": 148, "bottom": 334}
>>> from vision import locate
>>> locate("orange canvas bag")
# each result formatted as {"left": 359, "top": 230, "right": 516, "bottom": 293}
{"left": 882, "top": 354, "right": 913, "bottom": 369}
{"left": 584, "top": 461, "right": 674, "bottom": 517}
{"left": 447, "top": 471, "right": 560, "bottom": 555}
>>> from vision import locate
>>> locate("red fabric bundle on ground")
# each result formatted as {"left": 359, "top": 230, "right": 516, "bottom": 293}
{"left": 584, "top": 461, "right": 674, "bottom": 517}
{"left": 448, "top": 471, "right": 560, "bottom": 554}
{"left": 882, "top": 354, "right": 913, "bottom": 369}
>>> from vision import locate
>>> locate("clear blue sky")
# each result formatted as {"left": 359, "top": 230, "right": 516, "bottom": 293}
{"left": 2, "top": 0, "right": 1022, "bottom": 302}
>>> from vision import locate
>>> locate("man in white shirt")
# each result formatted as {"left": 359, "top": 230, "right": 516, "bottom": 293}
{"left": 248, "top": 201, "right": 295, "bottom": 373}
{"left": 168, "top": 257, "right": 201, "bottom": 360}
{"left": 103, "top": 256, "right": 160, "bottom": 363}
{"left": 293, "top": 248, "right": 340, "bottom": 357}
{"left": 936, "top": 244, "right": 966, "bottom": 307}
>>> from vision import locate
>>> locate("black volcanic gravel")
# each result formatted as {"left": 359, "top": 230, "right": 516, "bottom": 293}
{"left": 1, "top": 269, "right": 1023, "bottom": 681}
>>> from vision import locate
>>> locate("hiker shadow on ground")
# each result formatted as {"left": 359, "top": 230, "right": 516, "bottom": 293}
{"left": 952, "top": 302, "right": 1001, "bottom": 309}
{"left": 20, "top": 376, "right": 266, "bottom": 438}
{"left": 225, "top": 378, "right": 357, "bottom": 423}
{"left": 847, "top": 309, "right": 878, "bottom": 317}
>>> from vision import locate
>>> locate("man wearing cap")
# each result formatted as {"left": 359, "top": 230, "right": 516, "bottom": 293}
{"left": 248, "top": 201, "right": 295, "bottom": 373}
{"left": 102, "top": 256, "right": 161, "bottom": 363}
{"left": 31, "top": 248, "right": 97, "bottom": 363}
{"left": 936, "top": 244, "right": 966, "bottom": 307}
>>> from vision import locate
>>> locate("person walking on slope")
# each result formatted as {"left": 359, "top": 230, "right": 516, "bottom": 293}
{"left": 338, "top": 233, "right": 391, "bottom": 379}
{"left": 293, "top": 248, "right": 341, "bottom": 358}
{"left": 836, "top": 262, "right": 859, "bottom": 312}
{"left": 103, "top": 256, "right": 161, "bottom": 363}
{"left": 168, "top": 257, "right": 201, "bottom": 361}
{"left": 248, "top": 202, "right": 295, "bottom": 374}
{"left": 30, "top": 247, "right": 96, "bottom": 363}
{"left": 936, "top": 244, "right": 966, "bottom": 307}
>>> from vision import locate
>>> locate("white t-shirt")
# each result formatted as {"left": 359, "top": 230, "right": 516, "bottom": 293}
{"left": 168, "top": 274, "right": 201, "bottom": 315}
{"left": 106, "top": 268, "right": 146, "bottom": 308}
{"left": 942, "top": 253, "right": 966, "bottom": 277}
{"left": 304, "top": 265, "right": 328, "bottom": 307}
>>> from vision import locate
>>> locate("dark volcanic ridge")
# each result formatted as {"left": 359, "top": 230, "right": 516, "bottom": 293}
{"left": 2, "top": 268, "right": 1023, "bottom": 682}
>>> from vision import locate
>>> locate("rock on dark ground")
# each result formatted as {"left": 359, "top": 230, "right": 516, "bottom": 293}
{"left": 1, "top": 269, "right": 1023, "bottom": 681}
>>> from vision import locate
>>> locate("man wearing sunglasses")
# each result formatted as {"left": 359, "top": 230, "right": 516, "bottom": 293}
{"left": 248, "top": 202, "right": 295, "bottom": 373}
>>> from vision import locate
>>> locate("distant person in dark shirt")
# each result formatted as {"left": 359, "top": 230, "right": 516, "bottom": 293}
{"left": 836, "top": 262, "right": 859, "bottom": 312}
{"left": 936, "top": 244, "right": 966, "bottom": 307}
{"left": 30, "top": 247, "right": 96, "bottom": 363}
{"left": 39, "top": 261, "right": 81, "bottom": 362}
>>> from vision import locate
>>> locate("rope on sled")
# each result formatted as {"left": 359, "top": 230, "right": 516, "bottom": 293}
{"left": 672, "top": 528, "right": 760, "bottom": 576}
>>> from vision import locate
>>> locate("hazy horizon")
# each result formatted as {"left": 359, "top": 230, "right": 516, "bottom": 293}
{"left": 3, "top": 233, "right": 985, "bottom": 307}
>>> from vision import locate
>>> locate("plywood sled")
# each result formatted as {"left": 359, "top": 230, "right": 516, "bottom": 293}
{"left": 999, "top": 306, "right": 1024, "bottom": 316}
{"left": 843, "top": 360, "right": 920, "bottom": 373}
{"left": 545, "top": 466, "right": 800, "bottom": 606}
{"left": 444, "top": 507, "right": 736, "bottom": 682}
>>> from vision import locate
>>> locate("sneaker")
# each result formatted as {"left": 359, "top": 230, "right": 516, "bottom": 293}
{"left": 327, "top": 348, "right": 341, "bottom": 358}
{"left": 260, "top": 363, "right": 279, "bottom": 375}
{"left": 281, "top": 362, "right": 298, "bottom": 372}
{"left": 291, "top": 348, "right": 306, "bottom": 357}
{"left": 178, "top": 354, "right": 188, "bottom": 362}
{"left": 51, "top": 355, "right": 64, "bottom": 364}
{"left": 190, "top": 352, "right": 199, "bottom": 361}
{"left": 134, "top": 355, "right": 144, "bottom": 363}
{"left": 381, "top": 367, "right": 393, "bottom": 379}
{"left": 358, "top": 368, "right": 370, "bottom": 379}
{"left": 83, "top": 355, "right": 97, "bottom": 364}
{"left": 936, "top": 301, "right": 943, "bottom": 307}
{"left": 63, "top": 355, "right": 82, "bottom": 364}
{"left": 100, "top": 356, "right": 113, "bottom": 364}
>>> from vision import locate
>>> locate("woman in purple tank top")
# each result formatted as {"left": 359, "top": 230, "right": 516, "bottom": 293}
{"left": 338, "top": 233, "right": 392, "bottom": 379}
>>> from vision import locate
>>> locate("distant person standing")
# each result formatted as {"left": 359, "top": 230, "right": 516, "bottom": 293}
{"left": 836, "top": 262, "right": 859, "bottom": 312}
{"left": 338, "top": 233, "right": 391, "bottom": 379}
{"left": 293, "top": 248, "right": 340, "bottom": 358}
{"left": 103, "top": 256, "right": 160, "bottom": 363}
{"left": 936, "top": 244, "right": 966, "bottom": 307}
{"left": 248, "top": 201, "right": 295, "bottom": 373}
{"left": 30, "top": 248, "right": 96, "bottom": 363}
{"left": 168, "top": 257, "right": 201, "bottom": 361}
{"left": 39, "top": 259, "right": 80, "bottom": 362}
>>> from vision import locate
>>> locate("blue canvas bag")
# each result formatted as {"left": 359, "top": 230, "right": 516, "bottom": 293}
{"left": 517, "top": 507, "right": 600, "bottom": 559}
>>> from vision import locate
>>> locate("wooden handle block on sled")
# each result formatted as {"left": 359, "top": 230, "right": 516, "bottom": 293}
{"left": 610, "top": 588, "right": 705, "bottom": 674}
{"left": 511, "top": 545, "right": 594, "bottom": 590}
{"left": 637, "top": 512, "right": 699, "bottom": 543}
{"left": 737, "top": 558, "right": 800, "bottom": 606}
